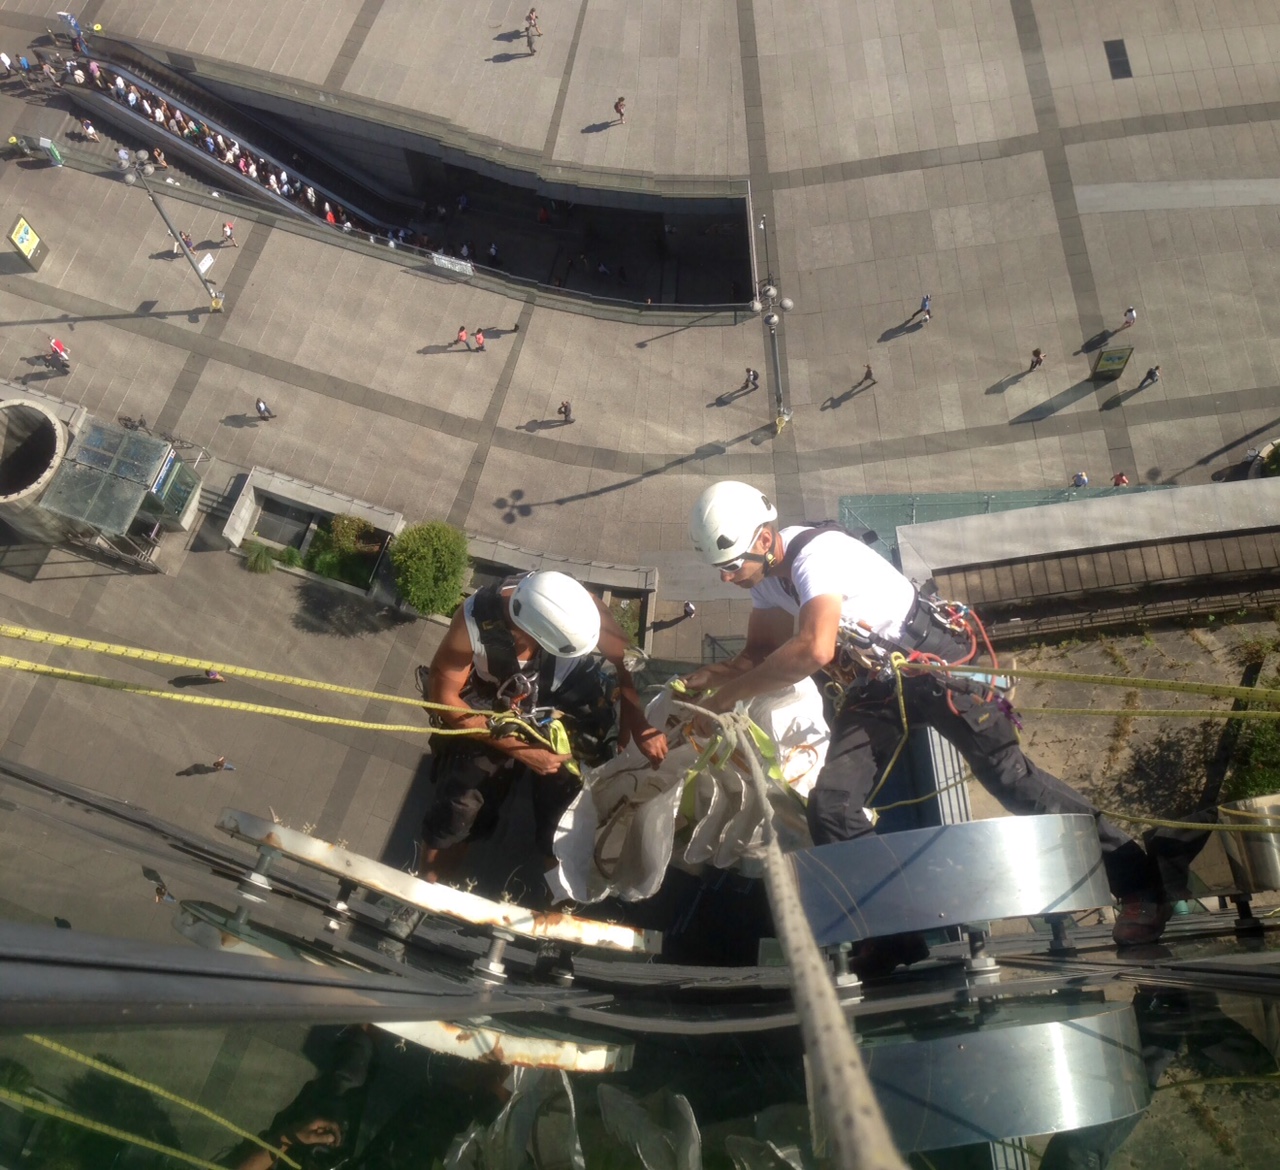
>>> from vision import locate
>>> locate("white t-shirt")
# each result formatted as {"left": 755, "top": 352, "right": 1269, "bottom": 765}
{"left": 750, "top": 526, "right": 916, "bottom": 642}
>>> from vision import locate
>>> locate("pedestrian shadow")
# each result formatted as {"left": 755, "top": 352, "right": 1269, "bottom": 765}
{"left": 492, "top": 429, "right": 765, "bottom": 522}
{"left": 581, "top": 122, "right": 613, "bottom": 134}
{"left": 821, "top": 381, "right": 873, "bottom": 410}
{"left": 1100, "top": 382, "right": 1149, "bottom": 410}
{"left": 220, "top": 413, "right": 260, "bottom": 429}
{"left": 176, "top": 763, "right": 219, "bottom": 776}
{"left": 518, "top": 418, "right": 572, "bottom": 432}
{"left": 650, "top": 616, "right": 689, "bottom": 633}
{"left": 986, "top": 372, "right": 1027, "bottom": 395}
{"left": 417, "top": 343, "right": 455, "bottom": 355}
{"left": 487, "top": 52, "right": 526, "bottom": 63}
{"left": 493, "top": 29, "right": 524, "bottom": 42}
{"left": 709, "top": 384, "right": 757, "bottom": 408}
{"left": 1009, "top": 378, "right": 1098, "bottom": 424}
{"left": 1075, "top": 329, "right": 1111, "bottom": 355}
{"left": 170, "top": 674, "right": 224, "bottom": 688}
{"left": 877, "top": 318, "right": 923, "bottom": 342}
{"left": 149, "top": 249, "right": 181, "bottom": 261}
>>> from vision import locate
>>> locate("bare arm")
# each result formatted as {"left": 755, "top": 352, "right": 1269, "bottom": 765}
{"left": 697, "top": 595, "right": 842, "bottom": 713}
{"left": 426, "top": 608, "right": 568, "bottom": 775}
{"left": 594, "top": 598, "right": 668, "bottom": 764}
{"left": 680, "top": 605, "right": 795, "bottom": 692}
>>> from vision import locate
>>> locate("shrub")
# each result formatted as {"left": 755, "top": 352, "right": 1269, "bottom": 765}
{"left": 244, "top": 541, "right": 274, "bottom": 573}
{"left": 1263, "top": 445, "right": 1280, "bottom": 478}
{"left": 1223, "top": 673, "right": 1280, "bottom": 803}
{"left": 277, "top": 545, "right": 304, "bottom": 567}
{"left": 389, "top": 521, "right": 470, "bottom": 615}
{"left": 330, "top": 513, "right": 375, "bottom": 555}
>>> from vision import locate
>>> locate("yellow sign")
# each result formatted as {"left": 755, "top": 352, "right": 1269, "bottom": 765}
{"left": 1092, "top": 346, "right": 1133, "bottom": 381}
{"left": 9, "top": 216, "right": 39, "bottom": 260}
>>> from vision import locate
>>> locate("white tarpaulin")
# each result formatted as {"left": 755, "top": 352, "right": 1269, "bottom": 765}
{"left": 548, "top": 682, "right": 829, "bottom": 904}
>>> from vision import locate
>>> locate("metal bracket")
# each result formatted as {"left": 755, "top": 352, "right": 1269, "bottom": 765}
{"left": 474, "top": 929, "right": 515, "bottom": 983}
{"left": 236, "top": 846, "right": 280, "bottom": 904}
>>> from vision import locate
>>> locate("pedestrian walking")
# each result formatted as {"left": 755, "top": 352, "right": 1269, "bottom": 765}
{"left": 255, "top": 398, "right": 275, "bottom": 421}
{"left": 1071, "top": 471, "right": 1089, "bottom": 488}
{"left": 0, "top": 51, "right": 12, "bottom": 77}
{"left": 212, "top": 756, "right": 236, "bottom": 771}
{"left": 1029, "top": 347, "right": 1045, "bottom": 371}
{"left": 205, "top": 669, "right": 226, "bottom": 682}
{"left": 80, "top": 117, "right": 99, "bottom": 142}
{"left": 557, "top": 400, "right": 574, "bottom": 424}
{"left": 860, "top": 363, "right": 874, "bottom": 385}
{"left": 154, "top": 883, "right": 175, "bottom": 904}
{"left": 742, "top": 367, "right": 759, "bottom": 390}
{"left": 1139, "top": 364, "right": 1160, "bottom": 388}
{"left": 1112, "top": 472, "right": 1130, "bottom": 487}
{"left": 526, "top": 7, "right": 542, "bottom": 34}
{"left": 474, "top": 328, "right": 486, "bottom": 352}
{"left": 454, "top": 325, "right": 469, "bottom": 349}
{"left": 683, "top": 601, "right": 697, "bottom": 619}
{"left": 614, "top": 96, "right": 626, "bottom": 124}
{"left": 1121, "top": 306, "right": 1137, "bottom": 330}
{"left": 912, "top": 293, "right": 931, "bottom": 319}
{"left": 179, "top": 230, "right": 194, "bottom": 252}
{"left": 222, "top": 221, "right": 237, "bottom": 247}
{"left": 526, "top": 27, "right": 536, "bottom": 54}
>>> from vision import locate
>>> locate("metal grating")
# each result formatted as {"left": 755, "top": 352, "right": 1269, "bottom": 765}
{"left": 1104, "top": 39, "right": 1134, "bottom": 80}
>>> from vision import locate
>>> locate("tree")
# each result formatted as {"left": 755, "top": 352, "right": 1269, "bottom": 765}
{"left": 389, "top": 522, "right": 470, "bottom": 615}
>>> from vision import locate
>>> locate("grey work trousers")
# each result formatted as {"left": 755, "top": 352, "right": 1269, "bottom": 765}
{"left": 806, "top": 672, "right": 1160, "bottom": 900}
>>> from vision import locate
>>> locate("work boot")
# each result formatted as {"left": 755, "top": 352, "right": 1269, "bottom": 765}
{"left": 1113, "top": 897, "right": 1172, "bottom": 946}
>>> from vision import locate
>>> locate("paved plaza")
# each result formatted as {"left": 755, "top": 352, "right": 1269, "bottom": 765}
{"left": 0, "top": 0, "right": 1279, "bottom": 882}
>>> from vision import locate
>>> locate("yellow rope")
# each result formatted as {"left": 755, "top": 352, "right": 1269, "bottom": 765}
{"left": 919, "top": 662, "right": 1280, "bottom": 707}
{"left": 1095, "top": 807, "right": 1280, "bottom": 833}
{"left": 861, "top": 653, "right": 912, "bottom": 809}
{"left": 1025, "top": 707, "right": 1280, "bottom": 720}
{"left": 0, "top": 1086, "right": 234, "bottom": 1170}
{"left": 0, "top": 654, "right": 453, "bottom": 734}
{"left": 22, "top": 1034, "right": 300, "bottom": 1168}
{"left": 0, "top": 621, "right": 478, "bottom": 716}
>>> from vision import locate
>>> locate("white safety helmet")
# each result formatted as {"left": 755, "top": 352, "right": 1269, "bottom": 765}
{"left": 508, "top": 571, "right": 601, "bottom": 658}
{"left": 689, "top": 480, "right": 778, "bottom": 567}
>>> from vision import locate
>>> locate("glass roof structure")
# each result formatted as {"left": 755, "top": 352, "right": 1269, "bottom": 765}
{"left": 40, "top": 422, "right": 173, "bottom": 536}
{"left": 840, "top": 487, "right": 1171, "bottom": 564}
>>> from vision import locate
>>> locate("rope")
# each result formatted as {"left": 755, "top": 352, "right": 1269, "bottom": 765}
{"left": 22, "top": 1034, "right": 300, "bottom": 1168}
{"left": 0, "top": 1086, "right": 232, "bottom": 1170}
{"left": 1023, "top": 707, "right": 1280, "bottom": 720}
{"left": 0, "top": 654, "right": 451, "bottom": 734}
{"left": 917, "top": 662, "right": 1280, "bottom": 707}
{"left": 0, "top": 621, "right": 480, "bottom": 717}
{"left": 670, "top": 698, "right": 908, "bottom": 1170}
{"left": 858, "top": 653, "right": 911, "bottom": 809}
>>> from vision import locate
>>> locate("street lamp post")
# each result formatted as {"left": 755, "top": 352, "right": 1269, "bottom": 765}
{"left": 119, "top": 150, "right": 223, "bottom": 313}
{"left": 747, "top": 277, "right": 788, "bottom": 432}
{"left": 758, "top": 212, "right": 774, "bottom": 284}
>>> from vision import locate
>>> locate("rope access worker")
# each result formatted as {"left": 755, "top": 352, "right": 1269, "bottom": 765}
{"left": 679, "top": 481, "right": 1171, "bottom": 958}
{"left": 384, "top": 571, "right": 667, "bottom": 946}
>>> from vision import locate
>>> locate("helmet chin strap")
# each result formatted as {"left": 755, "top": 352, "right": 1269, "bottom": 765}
{"left": 761, "top": 530, "right": 785, "bottom": 575}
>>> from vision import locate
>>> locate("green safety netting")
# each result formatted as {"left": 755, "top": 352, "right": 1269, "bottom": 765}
{"left": 839, "top": 487, "right": 1169, "bottom": 566}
